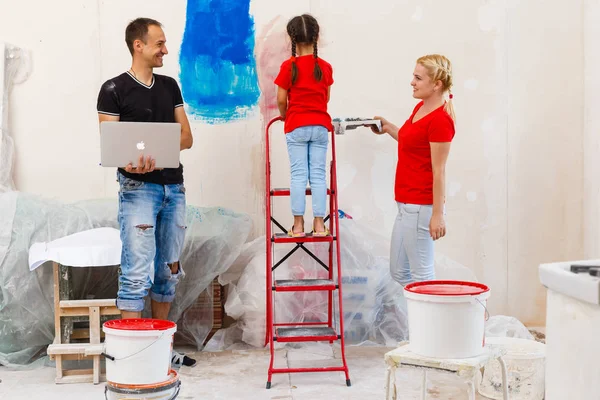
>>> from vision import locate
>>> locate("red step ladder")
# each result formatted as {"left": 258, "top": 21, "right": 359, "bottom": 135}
{"left": 264, "top": 116, "right": 351, "bottom": 389}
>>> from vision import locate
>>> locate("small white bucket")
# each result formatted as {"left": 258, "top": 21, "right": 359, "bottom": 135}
{"left": 105, "top": 369, "right": 180, "bottom": 400}
{"left": 404, "top": 280, "right": 490, "bottom": 359}
{"left": 103, "top": 319, "right": 177, "bottom": 385}
{"left": 479, "top": 337, "right": 546, "bottom": 400}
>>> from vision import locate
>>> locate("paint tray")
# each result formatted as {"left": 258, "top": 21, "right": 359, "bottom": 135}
{"left": 332, "top": 118, "right": 382, "bottom": 135}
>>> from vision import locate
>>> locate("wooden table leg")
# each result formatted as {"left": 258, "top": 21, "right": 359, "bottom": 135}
{"left": 90, "top": 306, "right": 100, "bottom": 384}
{"left": 53, "top": 262, "right": 61, "bottom": 344}
{"left": 420, "top": 370, "right": 427, "bottom": 400}
{"left": 53, "top": 262, "right": 63, "bottom": 382}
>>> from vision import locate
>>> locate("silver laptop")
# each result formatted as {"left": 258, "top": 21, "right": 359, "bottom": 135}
{"left": 100, "top": 121, "right": 180, "bottom": 168}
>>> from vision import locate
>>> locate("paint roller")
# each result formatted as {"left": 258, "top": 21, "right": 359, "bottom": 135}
{"left": 332, "top": 118, "right": 382, "bottom": 135}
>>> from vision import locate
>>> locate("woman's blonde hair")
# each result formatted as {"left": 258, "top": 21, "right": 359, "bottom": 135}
{"left": 416, "top": 54, "right": 455, "bottom": 122}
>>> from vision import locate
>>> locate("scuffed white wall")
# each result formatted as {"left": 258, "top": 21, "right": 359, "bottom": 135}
{"left": 1, "top": 1, "right": 104, "bottom": 199}
{"left": 0, "top": 42, "right": 6, "bottom": 190}
{"left": 0, "top": 0, "right": 586, "bottom": 325}
{"left": 0, "top": 42, "right": 29, "bottom": 193}
{"left": 505, "top": 1, "right": 583, "bottom": 325}
{"left": 584, "top": 0, "right": 600, "bottom": 259}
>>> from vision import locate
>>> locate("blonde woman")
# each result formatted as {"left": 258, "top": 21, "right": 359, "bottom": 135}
{"left": 372, "top": 54, "right": 455, "bottom": 286}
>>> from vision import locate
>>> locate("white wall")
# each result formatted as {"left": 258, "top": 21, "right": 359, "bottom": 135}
{"left": 0, "top": 41, "right": 7, "bottom": 191}
{"left": 2, "top": 0, "right": 105, "bottom": 199}
{"left": 506, "top": 0, "right": 583, "bottom": 324}
{"left": 1, "top": 0, "right": 585, "bottom": 325}
{"left": 584, "top": 0, "right": 600, "bottom": 259}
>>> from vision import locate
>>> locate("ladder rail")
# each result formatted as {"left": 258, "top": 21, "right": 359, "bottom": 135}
{"left": 330, "top": 127, "right": 351, "bottom": 383}
{"left": 265, "top": 117, "right": 282, "bottom": 381}
{"left": 328, "top": 161, "right": 335, "bottom": 335}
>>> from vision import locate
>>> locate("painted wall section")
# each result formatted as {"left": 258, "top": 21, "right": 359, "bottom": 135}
{"left": 179, "top": 0, "right": 260, "bottom": 123}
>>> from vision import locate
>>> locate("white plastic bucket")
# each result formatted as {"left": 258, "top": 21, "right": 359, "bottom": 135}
{"left": 479, "top": 337, "right": 546, "bottom": 400}
{"left": 103, "top": 319, "right": 177, "bottom": 385}
{"left": 404, "top": 280, "right": 490, "bottom": 359}
{"left": 105, "top": 369, "right": 180, "bottom": 400}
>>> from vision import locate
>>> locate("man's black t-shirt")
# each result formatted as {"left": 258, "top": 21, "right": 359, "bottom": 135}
{"left": 97, "top": 71, "right": 185, "bottom": 185}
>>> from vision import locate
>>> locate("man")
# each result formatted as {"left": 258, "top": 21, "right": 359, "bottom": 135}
{"left": 97, "top": 18, "right": 195, "bottom": 368}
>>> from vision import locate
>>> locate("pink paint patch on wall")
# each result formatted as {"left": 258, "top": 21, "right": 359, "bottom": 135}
{"left": 255, "top": 16, "right": 289, "bottom": 122}
{"left": 255, "top": 16, "right": 329, "bottom": 122}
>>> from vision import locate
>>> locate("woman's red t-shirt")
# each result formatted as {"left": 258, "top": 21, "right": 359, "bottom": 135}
{"left": 395, "top": 101, "right": 455, "bottom": 205}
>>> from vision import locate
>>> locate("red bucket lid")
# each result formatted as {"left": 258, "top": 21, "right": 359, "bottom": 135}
{"left": 405, "top": 280, "right": 489, "bottom": 296}
{"left": 103, "top": 318, "right": 176, "bottom": 331}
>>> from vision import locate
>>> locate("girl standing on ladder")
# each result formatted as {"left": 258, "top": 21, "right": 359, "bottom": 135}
{"left": 275, "top": 14, "right": 334, "bottom": 238}
{"left": 371, "top": 54, "right": 456, "bottom": 286}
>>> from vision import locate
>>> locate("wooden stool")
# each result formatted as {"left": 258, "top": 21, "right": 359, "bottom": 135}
{"left": 47, "top": 262, "right": 121, "bottom": 384}
{"left": 384, "top": 342, "right": 509, "bottom": 400}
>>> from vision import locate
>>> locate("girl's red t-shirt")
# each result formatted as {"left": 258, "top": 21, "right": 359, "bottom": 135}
{"left": 275, "top": 55, "right": 334, "bottom": 133}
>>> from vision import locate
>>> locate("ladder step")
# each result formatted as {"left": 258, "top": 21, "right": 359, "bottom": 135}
{"left": 274, "top": 279, "right": 336, "bottom": 292}
{"left": 270, "top": 366, "right": 347, "bottom": 374}
{"left": 59, "top": 299, "right": 116, "bottom": 308}
{"left": 271, "top": 188, "right": 333, "bottom": 197}
{"left": 275, "top": 327, "right": 338, "bottom": 343}
{"left": 47, "top": 343, "right": 104, "bottom": 356}
{"left": 273, "top": 233, "right": 334, "bottom": 244}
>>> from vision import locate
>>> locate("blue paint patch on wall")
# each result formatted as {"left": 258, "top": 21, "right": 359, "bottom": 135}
{"left": 179, "top": 0, "right": 260, "bottom": 123}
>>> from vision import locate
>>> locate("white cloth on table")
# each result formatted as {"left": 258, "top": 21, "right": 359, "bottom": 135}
{"left": 28, "top": 227, "right": 121, "bottom": 271}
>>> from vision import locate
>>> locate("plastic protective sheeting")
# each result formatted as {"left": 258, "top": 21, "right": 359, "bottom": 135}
{"left": 485, "top": 315, "right": 535, "bottom": 341}
{"left": 0, "top": 192, "right": 252, "bottom": 366}
{"left": 214, "top": 213, "right": 481, "bottom": 350}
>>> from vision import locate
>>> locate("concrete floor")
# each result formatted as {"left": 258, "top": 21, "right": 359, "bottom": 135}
{"left": 0, "top": 345, "right": 495, "bottom": 399}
